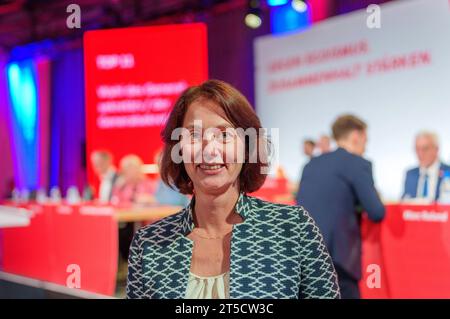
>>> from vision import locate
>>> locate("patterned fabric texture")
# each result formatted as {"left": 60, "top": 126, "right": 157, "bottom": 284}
{"left": 126, "top": 193, "right": 340, "bottom": 299}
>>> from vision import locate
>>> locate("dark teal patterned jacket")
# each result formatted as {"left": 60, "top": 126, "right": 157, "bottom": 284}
{"left": 126, "top": 193, "right": 340, "bottom": 299}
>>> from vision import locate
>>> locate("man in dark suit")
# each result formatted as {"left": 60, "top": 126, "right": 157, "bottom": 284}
{"left": 402, "top": 132, "right": 450, "bottom": 202}
{"left": 296, "top": 114, "right": 385, "bottom": 299}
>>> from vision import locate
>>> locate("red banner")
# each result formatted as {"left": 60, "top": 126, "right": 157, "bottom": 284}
{"left": 84, "top": 23, "right": 208, "bottom": 191}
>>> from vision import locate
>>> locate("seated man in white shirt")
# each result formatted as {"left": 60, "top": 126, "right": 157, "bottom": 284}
{"left": 90, "top": 150, "right": 118, "bottom": 203}
{"left": 402, "top": 131, "right": 450, "bottom": 202}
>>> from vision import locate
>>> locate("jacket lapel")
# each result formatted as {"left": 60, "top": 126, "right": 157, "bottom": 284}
{"left": 229, "top": 193, "right": 253, "bottom": 298}
{"left": 436, "top": 163, "right": 444, "bottom": 201}
{"left": 143, "top": 235, "right": 193, "bottom": 299}
{"left": 143, "top": 192, "right": 251, "bottom": 299}
{"left": 410, "top": 168, "right": 420, "bottom": 197}
{"left": 141, "top": 202, "right": 195, "bottom": 299}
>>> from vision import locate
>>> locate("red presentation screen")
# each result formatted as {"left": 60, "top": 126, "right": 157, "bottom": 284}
{"left": 83, "top": 23, "right": 208, "bottom": 190}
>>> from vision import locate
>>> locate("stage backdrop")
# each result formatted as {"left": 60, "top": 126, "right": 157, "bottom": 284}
{"left": 84, "top": 23, "right": 208, "bottom": 190}
{"left": 255, "top": 0, "right": 450, "bottom": 200}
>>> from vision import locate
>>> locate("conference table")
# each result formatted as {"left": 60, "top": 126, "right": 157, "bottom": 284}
{"left": 1, "top": 200, "right": 449, "bottom": 298}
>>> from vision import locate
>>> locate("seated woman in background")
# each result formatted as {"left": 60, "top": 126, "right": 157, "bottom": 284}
{"left": 126, "top": 80, "right": 340, "bottom": 299}
{"left": 111, "top": 154, "right": 155, "bottom": 206}
{"left": 112, "top": 154, "right": 155, "bottom": 270}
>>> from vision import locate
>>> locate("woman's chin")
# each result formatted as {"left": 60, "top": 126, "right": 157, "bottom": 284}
{"left": 196, "top": 179, "right": 234, "bottom": 194}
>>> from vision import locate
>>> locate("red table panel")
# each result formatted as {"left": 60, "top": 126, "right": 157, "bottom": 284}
{"left": 1, "top": 203, "right": 118, "bottom": 296}
{"left": 361, "top": 204, "right": 450, "bottom": 298}
{"left": 3, "top": 202, "right": 450, "bottom": 298}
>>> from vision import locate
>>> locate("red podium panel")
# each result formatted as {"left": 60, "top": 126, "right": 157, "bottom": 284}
{"left": 1, "top": 204, "right": 52, "bottom": 281}
{"left": 361, "top": 204, "right": 450, "bottom": 298}
{"left": 3, "top": 202, "right": 450, "bottom": 297}
{"left": 1, "top": 203, "right": 118, "bottom": 296}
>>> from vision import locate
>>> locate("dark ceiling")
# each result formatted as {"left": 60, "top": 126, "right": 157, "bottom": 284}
{"left": 0, "top": 0, "right": 234, "bottom": 50}
{"left": 0, "top": 0, "right": 392, "bottom": 51}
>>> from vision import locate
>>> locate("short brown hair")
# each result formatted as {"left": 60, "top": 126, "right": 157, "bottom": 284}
{"left": 332, "top": 114, "right": 367, "bottom": 141}
{"left": 160, "top": 79, "right": 269, "bottom": 195}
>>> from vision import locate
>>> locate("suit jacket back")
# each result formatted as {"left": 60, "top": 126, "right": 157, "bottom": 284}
{"left": 296, "top": 148, "right": 385, "bottom": 280}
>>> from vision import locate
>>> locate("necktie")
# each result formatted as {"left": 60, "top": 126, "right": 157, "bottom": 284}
{"left": 422, "top": 173, "right": 429, "bottom": 198}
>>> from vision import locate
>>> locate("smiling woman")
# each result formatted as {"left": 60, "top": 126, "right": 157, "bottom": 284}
{"left": 159, "top": 79, "right": 269, "bottom": 196}
{"left": 126, "top": 79, "right": 340, "bottom": 299}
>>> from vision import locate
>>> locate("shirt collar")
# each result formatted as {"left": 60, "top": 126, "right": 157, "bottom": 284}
{"left": 420, "top": 159, "right": 440, "bottom": 175}
{"left": 180, "top": 192, "right": 250, "bottom": 235}
{"left": 102, "top": 167, "right": 116, "bottom": 180}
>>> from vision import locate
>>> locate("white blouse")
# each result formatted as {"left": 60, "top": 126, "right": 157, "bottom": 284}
{"left": 185, "top": 271, "right": 230, "bottom": 299}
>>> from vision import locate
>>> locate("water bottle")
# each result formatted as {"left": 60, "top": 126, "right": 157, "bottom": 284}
{"left": 82, "top": 185, "right": 94, "bottom": 202}
{"left": 66, "top": 186, "right": 81, "bottom": 204}
{"left": 439, "top": 171, "right": 450, "bottom": 204}
{"left": 49, "top": 186, "right": 62, "bottom": 203}
{"left": 11, "top": 187, "right": 20, "bottom": 203}
{"left": 36, "top": 188, "right": 48, "bottom": 204}
{"left": 20, "top": 188, "right": 30, "bottom": 203}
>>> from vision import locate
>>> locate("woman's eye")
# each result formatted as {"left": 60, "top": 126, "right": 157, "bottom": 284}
{"left": 221, "top": 131, "right": 234, "bottom": 142}
{"left": 190, "top": 131, "right": 202, "bottom": 141}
